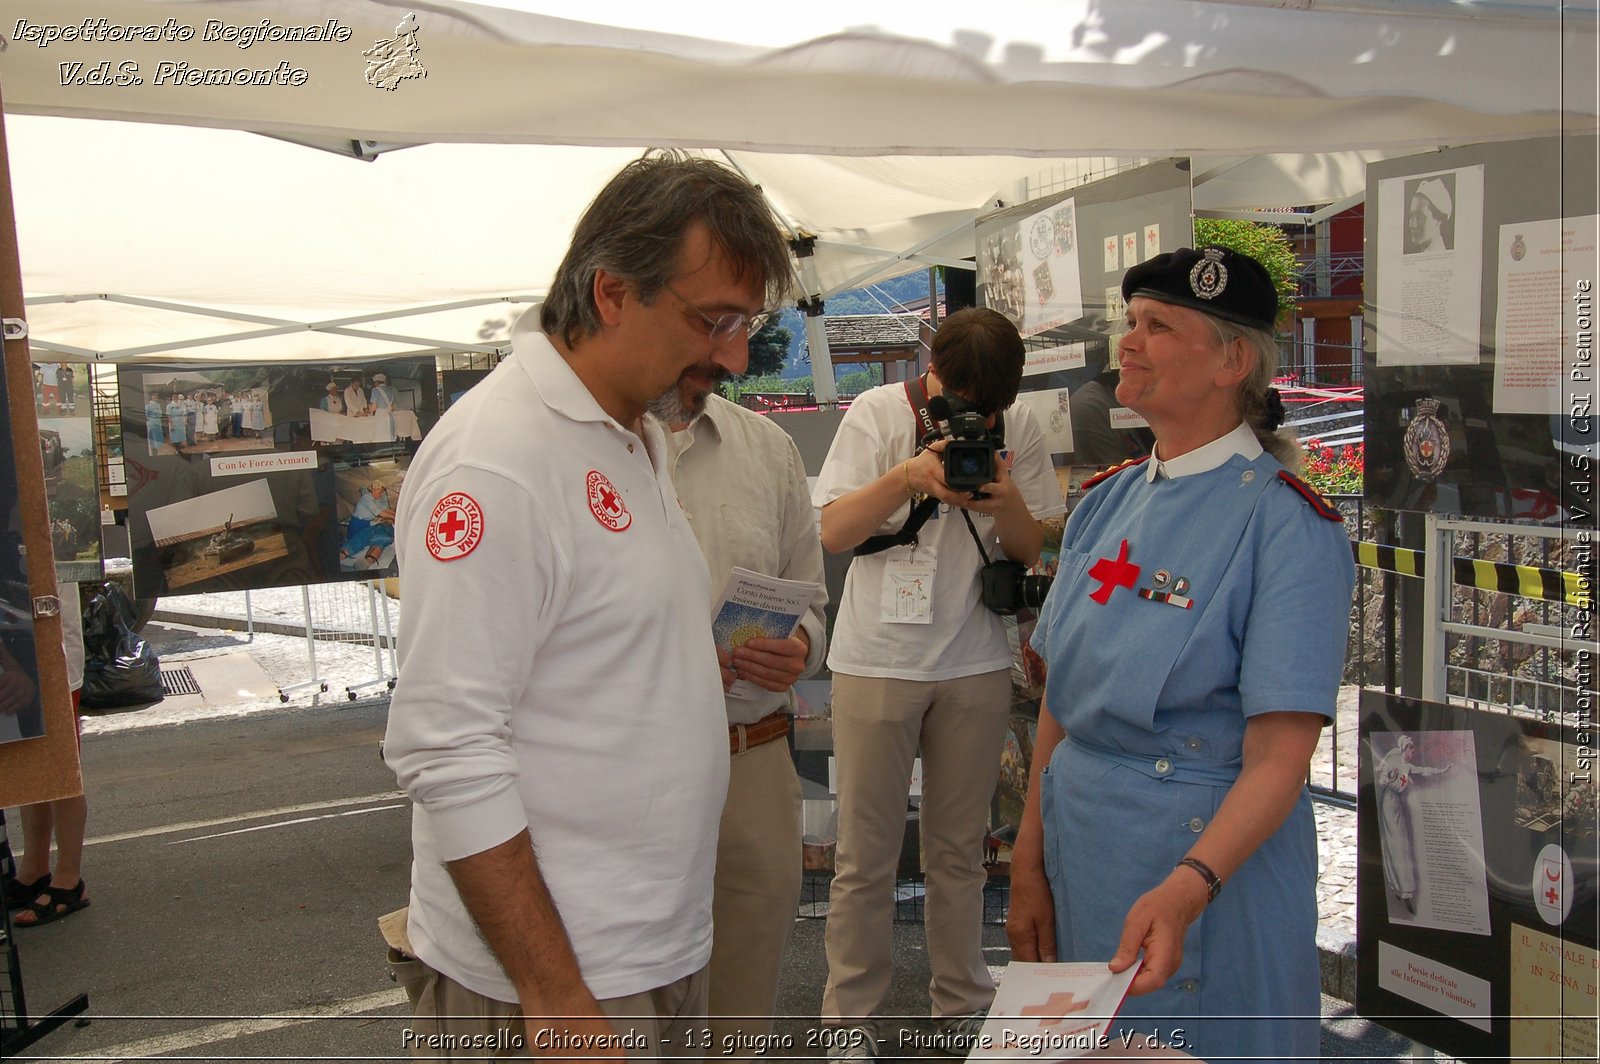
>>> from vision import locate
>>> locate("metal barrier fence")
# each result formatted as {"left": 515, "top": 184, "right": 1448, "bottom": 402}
{"left": 1317, "top": 499, "right": 1595, "bottom": 804}
{"left": 1422, "top": 515, "right": 1592, "bottom": 717}
{"left": 277, "top": 581, "right": 397, "bottom": 702}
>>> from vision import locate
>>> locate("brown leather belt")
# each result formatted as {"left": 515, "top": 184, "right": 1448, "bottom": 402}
{"left": 730, "top": 711, "right": 790, "bottom": 754}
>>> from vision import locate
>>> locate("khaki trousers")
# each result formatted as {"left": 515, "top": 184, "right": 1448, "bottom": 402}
{"left": 708, "top": 737, "right": 804, "bottom": 1052}
{"left": 821, "top": 670, "right": 1011, "bottom": 1028}
{"left": 384, "top": 910, "right": 708, "bottom": 1060}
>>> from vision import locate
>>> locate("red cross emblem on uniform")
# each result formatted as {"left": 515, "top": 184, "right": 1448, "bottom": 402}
{"left": 586, "top": 470, "right": 632, "bottom": 532}
{"left": 1088, "top": 538, "right": 1140, "bottom": 604}
{"left": 426, "top": 491, "right": 485, "bottom": 561}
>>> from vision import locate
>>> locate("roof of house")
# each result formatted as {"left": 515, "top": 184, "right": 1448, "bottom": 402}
{"left": 822, "top": 314, "right": 924, "bottom": 350}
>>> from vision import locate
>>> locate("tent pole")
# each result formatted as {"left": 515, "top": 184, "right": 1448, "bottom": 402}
{"left": 0, "top": 84, "right": 92, "bottom": 1055}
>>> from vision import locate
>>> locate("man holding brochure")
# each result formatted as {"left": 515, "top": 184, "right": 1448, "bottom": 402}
{"left": 383, "top": 151, "right": 793, "bottom": 1055}
{"left": 653, "top": 382, "right": 827, "bottom": 1051}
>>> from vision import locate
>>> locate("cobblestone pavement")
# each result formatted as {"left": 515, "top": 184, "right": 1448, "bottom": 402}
{"left": 1315, "top": 685, "right": 1363, "bottom": 948}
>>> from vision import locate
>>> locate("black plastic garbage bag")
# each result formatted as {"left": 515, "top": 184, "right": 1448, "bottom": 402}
{"left": 81, "top": 581, "right": 164, "bottom": 709}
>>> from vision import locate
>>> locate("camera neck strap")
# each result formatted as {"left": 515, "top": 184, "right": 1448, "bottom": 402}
{"left": 959, "top": 508, "right": 994, "bottom": 566}
{"left": 908, "top": 373, "right": 938, "bottom": 439}
{"left": 852, "top": 377, "right": 942, "bottom": 558}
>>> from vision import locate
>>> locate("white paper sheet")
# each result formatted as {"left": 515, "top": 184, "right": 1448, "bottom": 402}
{"left": 1374, "top": 166, "right": 1486, "bottom": 366}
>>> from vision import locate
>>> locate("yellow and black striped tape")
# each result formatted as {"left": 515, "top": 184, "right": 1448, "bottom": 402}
{"left": 1351, "top": 541, "right": 1591, "bottom": 608}
{"left": 1353, "top": 541, "right": 1423, "bottom": 579}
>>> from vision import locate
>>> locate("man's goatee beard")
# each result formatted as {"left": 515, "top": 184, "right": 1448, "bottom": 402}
{"left": 647, "top": 386, "right": 704, "bottom": 425}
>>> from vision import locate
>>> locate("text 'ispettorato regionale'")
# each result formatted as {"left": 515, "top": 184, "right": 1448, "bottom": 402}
{"left": 13, "top": 17, "right": 353, "bottom": 88}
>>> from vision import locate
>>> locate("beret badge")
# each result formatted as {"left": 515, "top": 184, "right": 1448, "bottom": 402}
{"left": 1189, "top": 247, "right": 1229, "bottom": 301}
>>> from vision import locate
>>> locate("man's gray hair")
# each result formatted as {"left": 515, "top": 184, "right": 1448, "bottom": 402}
{"left": 541, "top": 150, "right": 792, "bottom": 347}
{"left": 1208, "top": 317, "right": 1302, "bottom": 472}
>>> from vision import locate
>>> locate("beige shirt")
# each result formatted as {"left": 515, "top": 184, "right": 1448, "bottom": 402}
{"left": 662, "top": 394, "right": 828, "bottom": 725}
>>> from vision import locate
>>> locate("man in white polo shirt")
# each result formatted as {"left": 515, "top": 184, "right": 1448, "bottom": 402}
{"left": 383, "top": 150, "right": 791, "bottom": 1058}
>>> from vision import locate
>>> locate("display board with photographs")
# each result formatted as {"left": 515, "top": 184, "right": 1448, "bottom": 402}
{"left": 1357, "top": 691, "right": 1597, "bottom": 1060}
{"left": 1, "top": 363, "right": 48, "bottom": 745}
{"left": 32, "top": 359, "right": 102, "bottom": 584}
{"left": 1365, "top": 136, "right": 1598, "bottom": 524}
{"left": 974, "top": 160, "right": 1189, "bottom": 506}
{"left": 119, "top": 360, "right": 438, "bottom": 598}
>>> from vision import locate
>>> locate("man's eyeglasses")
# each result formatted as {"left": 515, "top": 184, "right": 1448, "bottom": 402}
{"left": 661, "top": 283, "right": 773, "bottom": 341}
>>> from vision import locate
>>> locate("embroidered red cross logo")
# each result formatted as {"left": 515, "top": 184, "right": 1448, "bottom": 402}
{"left": 586, "top": 470, "right": 632, "bottom": 532}
{"left": 425, "top": 491, "right": 485, "bottom": 561}
{"left": 435, "top": 509, "right": 468, "bottom": 544}
{"left": 1020, "top": 991, "right": 1091, "bottom": 1028}
{"left": 1088, "top": 538, "right": 1140, "bottom": 604}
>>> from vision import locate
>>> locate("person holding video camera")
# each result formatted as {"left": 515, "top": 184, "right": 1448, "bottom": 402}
{"left": 1006, "top": 246, "right": 1355, "bottom": 1061}
{"left": 813, "top": 306, "right": 1063, "bottom": 1058}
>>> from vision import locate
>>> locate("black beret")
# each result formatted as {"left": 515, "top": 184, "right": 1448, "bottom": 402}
{"left": 1121, "top": 245, "right": 1278, "bottom": 330}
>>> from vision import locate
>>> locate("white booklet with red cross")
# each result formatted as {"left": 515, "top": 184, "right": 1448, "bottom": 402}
{"left": 970, "top": 961, "right": 1141, "bottom": 1059}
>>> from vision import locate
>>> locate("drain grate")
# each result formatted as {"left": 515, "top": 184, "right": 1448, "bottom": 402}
{"left": 160, "top": 667, "right": 201, "bottom": 696}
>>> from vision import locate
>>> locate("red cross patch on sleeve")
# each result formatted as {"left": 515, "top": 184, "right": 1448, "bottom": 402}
{"left": 426, "top": 492, "right": 486, "bottom": 561}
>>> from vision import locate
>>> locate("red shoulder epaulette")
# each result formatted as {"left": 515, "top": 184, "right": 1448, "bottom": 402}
{"left": 1082, "top": 455, "right": 1150, "bottom": 492}
{"left": 1278, "top": 470, "right": 1344, "bottom": 521}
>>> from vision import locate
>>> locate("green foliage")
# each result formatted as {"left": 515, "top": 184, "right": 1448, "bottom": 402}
{"left": 835, "top": 366, "right": 884, "bottom": 396}
{"left": 61, "top": 453, "right": 97, "bottom": 495}
{"left": 823, "top": 273, "right": 937, "bottom": 317}
{"left": 723, "top": 373, "right": 804, "bottom": 399}
{"left": 741, "top": 321, "right": 793, "bottom": 379}
{"left": 1192, "top": 218, "right": 1300, "bottom": 326}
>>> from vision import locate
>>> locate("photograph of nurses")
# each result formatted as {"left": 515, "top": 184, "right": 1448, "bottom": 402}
{"left": 310, "top": 371, "right": 423, "bottom": 445}
{"left": 140, "top": 371, "right": 270, "bottom": 456}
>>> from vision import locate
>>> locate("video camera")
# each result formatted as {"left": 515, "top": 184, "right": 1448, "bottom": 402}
{"left": 925, "top": 394, "right": 1000, "bottom": 493}
{"left": 923, "top": 393, "right": 1054, "bottom": 614}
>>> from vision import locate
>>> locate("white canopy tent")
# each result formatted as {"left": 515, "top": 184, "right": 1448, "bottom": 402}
{"left": 1, "top": 0, "right": 1593, "bottom": 377}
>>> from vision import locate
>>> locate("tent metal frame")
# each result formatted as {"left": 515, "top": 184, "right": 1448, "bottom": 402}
{"left": 23, "top": 293, "right": 526, "bottom": 362}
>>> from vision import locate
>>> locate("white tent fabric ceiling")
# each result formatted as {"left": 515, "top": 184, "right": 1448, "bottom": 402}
{"left": 1, "top": 0, "right": 1593, "bottom": 363}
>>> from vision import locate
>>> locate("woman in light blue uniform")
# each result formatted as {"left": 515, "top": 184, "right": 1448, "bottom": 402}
{"left": 1008, "top": 246, "right": 1355, "bottom": 1062}
{"left": 145, "top": 395, "right": 165, "bottom": 454}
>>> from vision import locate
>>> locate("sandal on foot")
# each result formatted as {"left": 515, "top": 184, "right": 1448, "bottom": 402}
{"left": 3, "top": 872, "right": 50, "bottom": 911}
{"left": 13, "top": 879, "right": 89, "bottom": 927}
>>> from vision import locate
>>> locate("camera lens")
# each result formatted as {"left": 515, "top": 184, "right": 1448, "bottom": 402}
{"left": 1020, "top": 574, "right": 1053, "bottom": 608}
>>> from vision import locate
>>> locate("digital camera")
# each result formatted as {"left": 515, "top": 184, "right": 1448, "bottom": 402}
{"left": 979, "top": 559, "right": 1053, "bottom": 615}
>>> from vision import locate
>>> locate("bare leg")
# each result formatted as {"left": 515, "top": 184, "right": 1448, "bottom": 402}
{"left": 48, "top": 794, "right": 87, "bottom": 889}
{"left": 17, "top": 803, "right": 53, "bottom": 883}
